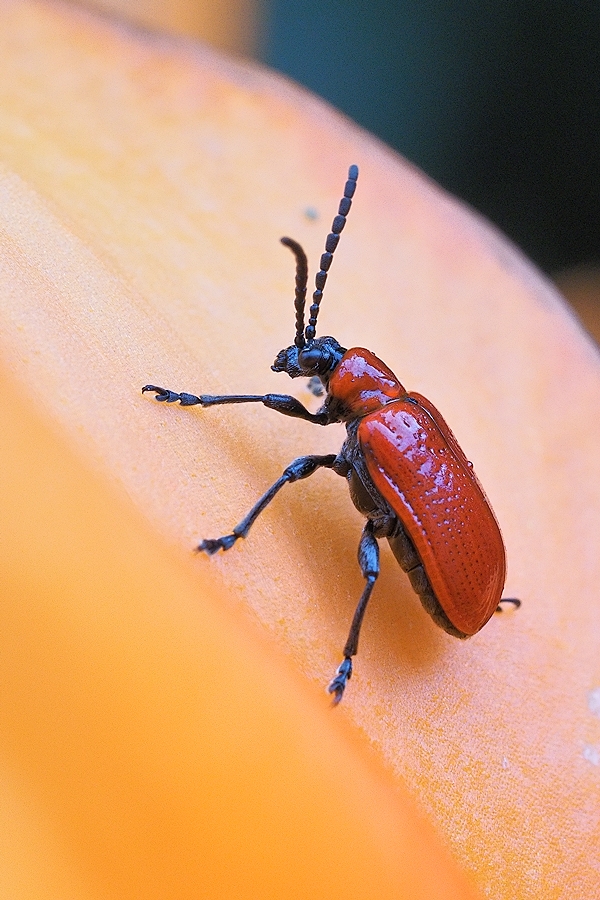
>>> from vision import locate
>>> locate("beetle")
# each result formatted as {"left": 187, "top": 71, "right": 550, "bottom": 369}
{"left": 143, "top": 165, "right": 519, "bottom": 703}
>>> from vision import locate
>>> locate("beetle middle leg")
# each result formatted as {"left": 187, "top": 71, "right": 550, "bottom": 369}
{"left": 198, "top": 454, "right": 341, "bottom": 554}
{"left": 328, "top": 520, "right": 380, "bottom": 705}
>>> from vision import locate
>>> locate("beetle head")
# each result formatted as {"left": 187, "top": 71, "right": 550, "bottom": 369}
{"left": 272, "top": 336, "right": 346, "bottom": 381}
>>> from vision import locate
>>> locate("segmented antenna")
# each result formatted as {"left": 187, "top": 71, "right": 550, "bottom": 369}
{"left": 305, "top": 164, "right": 358, "bottom": 342}
{"left": 280, "top": 237, "right": 308, "bottom": 349}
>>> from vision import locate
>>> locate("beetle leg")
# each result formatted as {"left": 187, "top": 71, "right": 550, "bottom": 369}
{"left": 328, "top": 521, "right": 379, "bottom": 705}
{"left": 306, "top": 375, "right": 325, "bottom": 397}
{"left": 495, "top": 597, "right": 521, "bottom": 613}
{"left": 197, "top": 454, "right": 339, "bottom": 554}
{"left": 142, "top": 385, "right": 329, "bottom": 425}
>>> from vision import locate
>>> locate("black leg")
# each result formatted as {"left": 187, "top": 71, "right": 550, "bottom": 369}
{"left": 328, "top": 521, "right": 380, "bottom": 705}
{"left": 495, "top": 597, "right": 521, "bottom": 613}
{"left": 198, "top": 454, "right": 339, "bottom": 554}
{"left": 142, "top": 385, "right": 329, "bottom": 425}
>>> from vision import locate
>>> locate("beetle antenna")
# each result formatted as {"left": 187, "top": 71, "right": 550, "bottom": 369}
{"left": 280, "top": 237, "right": 308, "bottom": 349}
{"left": 305, "top": 164, "right": 358, "bottom": 342}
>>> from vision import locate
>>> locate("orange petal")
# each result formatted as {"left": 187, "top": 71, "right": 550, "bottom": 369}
{"left": 0, "top": 2, "right": 599, "bottom": 897}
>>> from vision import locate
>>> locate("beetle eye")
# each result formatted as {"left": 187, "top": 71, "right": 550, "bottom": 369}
{"left": 298, "top": 346, "right": 324, "bottom": 373}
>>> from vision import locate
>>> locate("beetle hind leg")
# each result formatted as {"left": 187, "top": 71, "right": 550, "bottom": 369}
{"left": 495, "top": 597, "right": 521, "bottom": 613}
{"left": 328, "top": 521, "right": 379, "bottom": 705}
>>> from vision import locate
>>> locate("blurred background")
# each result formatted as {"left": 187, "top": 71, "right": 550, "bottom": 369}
{"left": 83, "top": 0, "right": 600, "bottom": 342}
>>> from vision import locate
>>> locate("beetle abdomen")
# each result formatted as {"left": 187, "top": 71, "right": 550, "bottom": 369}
{"left": 359, "top": 400, "right": 506, "bottom": 635}
{"left": 386, "top": 524, "right": 468, "bottom": 638}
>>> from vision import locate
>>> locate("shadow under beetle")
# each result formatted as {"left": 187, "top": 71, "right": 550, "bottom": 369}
{"left": 143, "top": 165, "right": 519, "bottom": 703}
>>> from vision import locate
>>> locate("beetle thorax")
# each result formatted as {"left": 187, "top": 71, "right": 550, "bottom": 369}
{"left": 327, "top": 348, "right": 406, "bottom": 419}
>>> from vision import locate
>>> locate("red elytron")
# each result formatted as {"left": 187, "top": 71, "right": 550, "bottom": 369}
{"left": 143, "top": 165, "right": 518, "bottom": 703}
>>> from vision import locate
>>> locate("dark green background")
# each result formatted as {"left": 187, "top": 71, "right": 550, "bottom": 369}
{"left": 262, "top": 1, "right": 599, "bottom": 274}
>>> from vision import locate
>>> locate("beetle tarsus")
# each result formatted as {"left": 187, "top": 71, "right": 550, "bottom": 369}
{"left": 495, "top": 597, "right": 521, "bottom": 613}
{"left": 142, "top": 384, "right": 175, "bottom": 401}
{"left": 328, "top": 657, "right": 353, "bottom": 705}
{"left": 142, "top": 384, "right": 201, "bottom": 405}
{"left": 197, "top": 535, "right": 238, "bottom": 554}
{"left": 178, "top": 392, "right": 204, "bottom": 405}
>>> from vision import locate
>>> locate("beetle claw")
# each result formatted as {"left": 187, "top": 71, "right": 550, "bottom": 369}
{"left": 141, "top": 384, "right": 179, "bottom": 402}
{"left": 197, "top": 535, "right": 237, "bottom": 555}
{"left": 327, "top": 657, "right": 353, "bottom": 705}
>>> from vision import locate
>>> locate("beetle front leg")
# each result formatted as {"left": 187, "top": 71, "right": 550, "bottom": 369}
{"left": 328, "top": 520, "right": 380, "bottom": 705}
{"left": 142, "top": 385, "right": 329, "bottom": 425}
{"left": 198, "top": 454, "right": 340, "bottom": 555}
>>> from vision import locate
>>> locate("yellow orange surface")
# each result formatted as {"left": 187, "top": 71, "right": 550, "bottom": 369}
{"left": 1, "top": 2, "right": 599, "bottom": 897}
{"left": 76, "top": 0, "right": 262, "bottom": 54}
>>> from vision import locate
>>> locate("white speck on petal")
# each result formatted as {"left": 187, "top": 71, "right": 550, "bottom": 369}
{"left": 582, "top": 745, "right": 600, "bottom": 766}
{"left": 587, "top": 687, "right": 600, "bottom": 717}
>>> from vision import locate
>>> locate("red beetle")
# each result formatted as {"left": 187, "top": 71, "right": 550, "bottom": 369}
{"left": 143, "top": 165, "right": 518, "bottom": 703}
